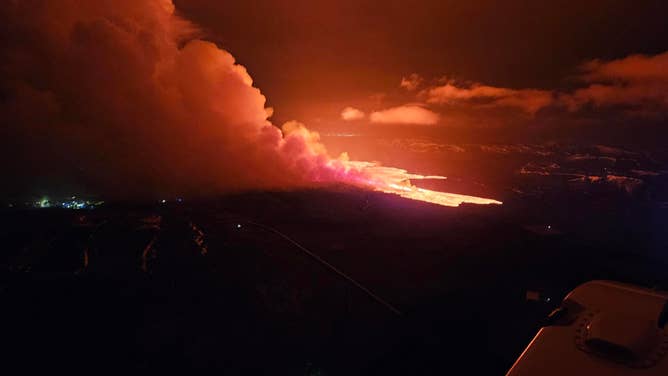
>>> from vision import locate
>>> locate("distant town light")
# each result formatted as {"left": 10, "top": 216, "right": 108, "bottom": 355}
{"left": 39, "top": 197, "right": 51, "bottom": 208}
{"left": 31, "top": 196, "right": 101, "bottom": 210}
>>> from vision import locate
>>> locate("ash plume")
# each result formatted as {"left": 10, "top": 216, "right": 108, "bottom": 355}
{"left": 0, "top": 0, "right": 358, "bottom": 198}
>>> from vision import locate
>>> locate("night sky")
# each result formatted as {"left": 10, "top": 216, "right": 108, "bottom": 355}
{"left": 174, "top": 0, "right": 668, "bottom": 126}
{"left": 1, "top": 0, "right": 667, "bottom": 198}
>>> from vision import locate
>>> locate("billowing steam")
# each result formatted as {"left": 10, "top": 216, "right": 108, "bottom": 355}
{"left": 0, "top": 0, "right": 500, "bottom": 207}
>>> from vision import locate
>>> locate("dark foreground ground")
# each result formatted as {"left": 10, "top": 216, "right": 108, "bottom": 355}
{"left": 1, "top": 187, "right": 668, "bottom": 374}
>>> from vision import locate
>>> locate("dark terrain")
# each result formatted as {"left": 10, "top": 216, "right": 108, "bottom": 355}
{"left": 1, "top": 183, "right": 668, "bottom": 374}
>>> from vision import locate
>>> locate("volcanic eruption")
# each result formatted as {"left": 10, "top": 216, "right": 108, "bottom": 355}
{"left": 0, "top": 0, "right": 500, "bottom": 207}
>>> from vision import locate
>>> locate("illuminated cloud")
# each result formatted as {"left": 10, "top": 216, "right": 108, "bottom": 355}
{"left": 340, "top": 106, "right": 365, "bottom": 121}
{"left": 561, "top": 52, "right": 668, "bottom": 113}
{"left": 423, "top": 80, "right": 553, "bottom": 115}
{"left": 413, "top": 51, "right": 668, "bottom": 118}
{"left": 369, "top": 105, "right": 440, "bottom": 125}
{"left": 0, "top": 0, "right": 369, "bottom": 197}
{"left": 581, "top": 52, "right": 668, "bottom": 82}
{"left": 400, "top": 73, "right": 423, "bottom": 91}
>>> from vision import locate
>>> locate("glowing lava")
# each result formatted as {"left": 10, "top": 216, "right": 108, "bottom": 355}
{"left": 342, "top": 162, "right": 503, "bottom": 207}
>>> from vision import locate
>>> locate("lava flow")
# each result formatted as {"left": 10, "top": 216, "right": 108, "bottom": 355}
{"left": 341, "top": 162, "right": 503, "bottom": 207}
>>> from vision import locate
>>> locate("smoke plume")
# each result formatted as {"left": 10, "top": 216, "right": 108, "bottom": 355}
{"left": 0, "top": 0, "right": 364, "bottom": 197}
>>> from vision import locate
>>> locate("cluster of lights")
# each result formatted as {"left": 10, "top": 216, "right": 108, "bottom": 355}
{"left": 61, "top": 200, "right": 88, "bottom": 209}
{"left": 30, "top": 196, "right": 103, "bottom": 210}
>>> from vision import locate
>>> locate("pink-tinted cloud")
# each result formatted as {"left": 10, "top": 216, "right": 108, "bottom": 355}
{"left": 423, "top": 81, "right": 553, "bottom": 115}
{"left": 369, "top": 105, "right": 440, "bottom": 125}
{"left": 561, "top": 52, "right": 668, "bottom": 112}
{"left": 340, "top": 106, "right": 365, "bottom": 121}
